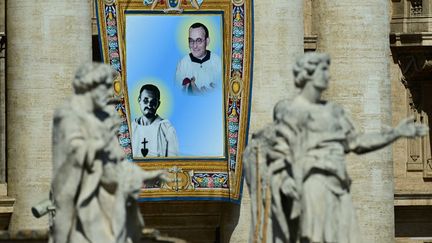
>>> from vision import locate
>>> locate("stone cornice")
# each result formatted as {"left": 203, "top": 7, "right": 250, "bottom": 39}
{"left": 390, "top": 32, "right": 432, "bottom": 82}
{"left": 391, "top": 32, "right": 432, "bottom": 48}
{"left": 393, "top": 52, "right": 432, "bottom": 82}
{"left": 304, "top": 35, "right": 317, "bottom": 52}
{"left": 0, "top": 196, "right": 14, "bottom": 231}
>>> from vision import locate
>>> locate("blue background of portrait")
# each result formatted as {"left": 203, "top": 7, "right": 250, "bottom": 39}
{"left": 126, "top": 13, "right": 224, "bottom": 157}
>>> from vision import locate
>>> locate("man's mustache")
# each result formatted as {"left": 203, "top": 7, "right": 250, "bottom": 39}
{"left": 144, "top": 107, "right": 155, "bottom": 112}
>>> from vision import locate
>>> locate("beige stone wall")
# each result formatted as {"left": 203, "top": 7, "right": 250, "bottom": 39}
{"left": 313, "top": 1, "right": 394, "bottom": 242}
{"left": 303, "top": 0, "right": 312, "bottom": 37}
{"left": 390, "top": 56, "right": 407, "bottom": 192}
{"left": 248, "top": 0, "right": 304, "bottom": 133}
{"left": 223, "top": 184, "right": 250, "bottom": 242}
{"left": 228, "top": 1, "right": 305, "bottom": 242}
{"left": 6, "top": 0, "right": 92, "bottom": 232}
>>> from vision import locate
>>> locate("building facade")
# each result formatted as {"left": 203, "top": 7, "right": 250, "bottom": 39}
{"left": 0, "top": 0, "right": 431, "bottom": 242}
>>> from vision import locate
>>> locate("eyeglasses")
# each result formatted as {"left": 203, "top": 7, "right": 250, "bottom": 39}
{"left": 189, "top": 38, "right": 205, "bottom": 45}
{"left": 140, "top": 97, "right": 159, "bottom": 107}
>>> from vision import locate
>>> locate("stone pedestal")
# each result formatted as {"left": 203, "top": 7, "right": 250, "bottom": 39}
{"left": 6, "top": 0, "right": 92, "bottom": 232}
{"left": 313, "top": 1, "right": 394, "bottom": 242}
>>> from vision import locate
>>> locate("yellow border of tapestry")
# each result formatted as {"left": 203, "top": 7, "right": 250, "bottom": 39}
{"left": 95, "top": 0, "right": 253, "bottom": 202}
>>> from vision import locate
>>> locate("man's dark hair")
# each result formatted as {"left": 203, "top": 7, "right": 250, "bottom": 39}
{"left": 139, "top": 84, "right": 160, "bottom": 101}
{"left": 190, "top": 22, "right": 209, "bottom": 39}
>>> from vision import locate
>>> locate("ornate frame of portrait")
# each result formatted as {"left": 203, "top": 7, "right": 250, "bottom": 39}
{"left": 95, "top": 0, "right": 253, "bottom": 202}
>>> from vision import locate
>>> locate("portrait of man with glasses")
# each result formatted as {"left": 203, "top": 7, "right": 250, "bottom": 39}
{"left": 131, "top": 84, "right": 179, "bottom": 158}
{"left": 175, "top": 22, "right": 222, "bottom": 94}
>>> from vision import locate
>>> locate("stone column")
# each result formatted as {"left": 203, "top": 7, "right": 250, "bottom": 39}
{"left": 249, "top": 0, "right": 304, "bottom": 132}
{"left": 229, "top": 1, "right": 304, "bottom": 242}
{"left": 6, "top": 0, "right": 92, "bottom": 232}
{"left": 313, "top": 1, "right": 393, "bottom": 242}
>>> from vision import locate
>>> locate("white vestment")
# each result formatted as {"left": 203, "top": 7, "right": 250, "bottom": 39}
{"left": 131, "top": 116, "right": 179, "bottom": 158}
{"left": 175, "top": 51, "right": 222, "bottom": 91}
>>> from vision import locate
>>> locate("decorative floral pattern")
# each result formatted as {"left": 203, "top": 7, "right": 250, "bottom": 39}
{"left": 115, "top": 102, "right": 133, "bottom": 160}
{"left": 228, "top": 101, "right": 240, "bottom": 171}
{"left": 231, "top": 6, "right": 245, "bottom": 74}
{"left": 105, "top": 6, "right": 121, "bottom": 73}
{"left": 227, "top": 4, "right": 245, "bottom": 172}
{"left": 193, "top": 173, "right": 229, "bottom": 188}
{"left": 104, "top": 5, "right": 134, "bottom": 159}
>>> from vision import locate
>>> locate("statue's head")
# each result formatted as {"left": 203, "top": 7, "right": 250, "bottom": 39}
{"left": 73, "top": 63, "right": 117, "bottom": 108}
{"left": 293, "top": 52, "right": 330, "bottom": 89}
{"left": 73, "top": 63, "right": 117, "bottom": 94}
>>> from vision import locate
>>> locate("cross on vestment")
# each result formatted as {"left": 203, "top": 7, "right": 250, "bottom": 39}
{"left": 141, "top": 138, "right": 149, "bottom": 157}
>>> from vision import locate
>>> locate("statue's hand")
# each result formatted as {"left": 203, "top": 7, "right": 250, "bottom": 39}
{"left": 141, "top": 169, "right": 168, "bottom": 183}
{"left": 280, "top": 177, "right": 299, "bottom": 200}
{"left": 395, "top": 116, "right": 429, "bottom": 138}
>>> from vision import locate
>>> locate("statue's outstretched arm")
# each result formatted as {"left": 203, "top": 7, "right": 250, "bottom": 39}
{"left": 350, "top": 116, "right": 429, "bottom": 154}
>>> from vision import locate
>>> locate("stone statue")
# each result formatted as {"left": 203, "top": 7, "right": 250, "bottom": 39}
{"left": 243, "top": 52, "right": 429, "bottom": 243}
{"left": 49, "top": 63, "right": 164, "bottom": 243}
